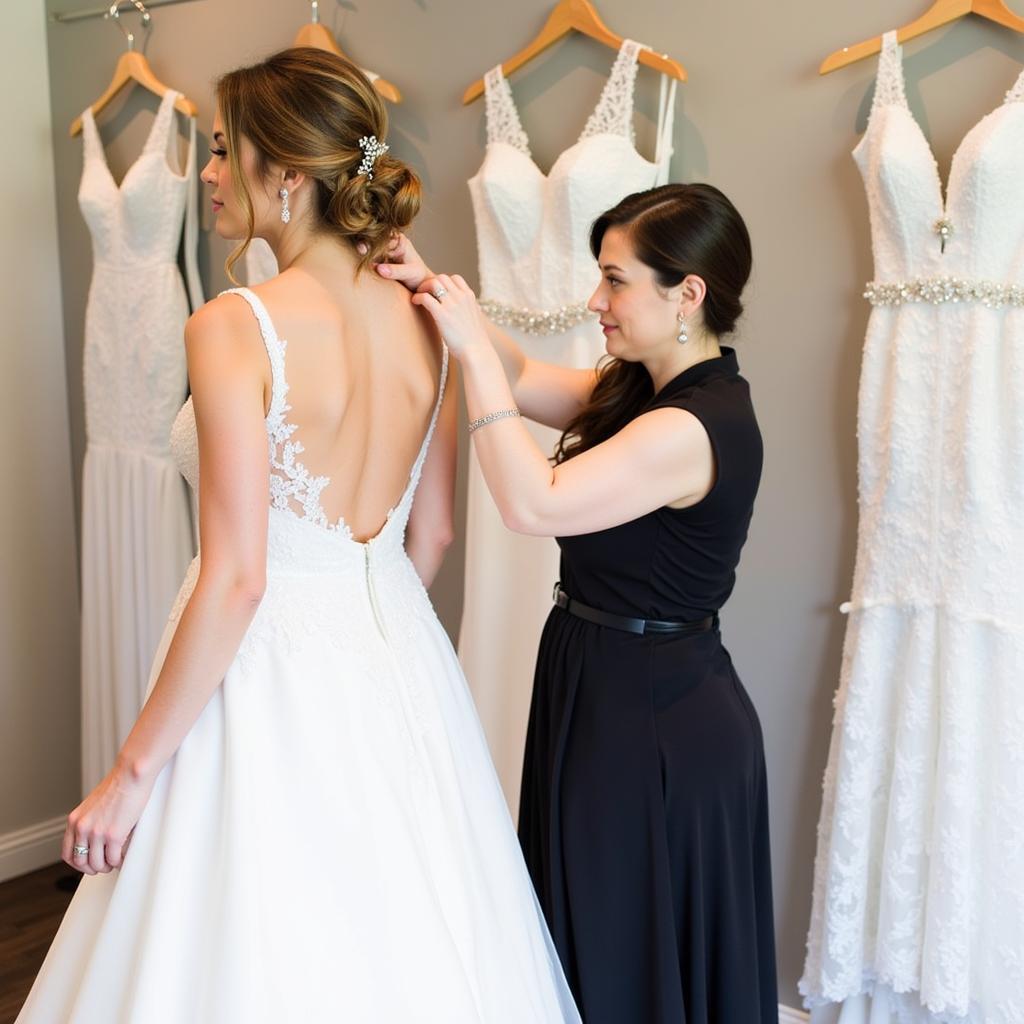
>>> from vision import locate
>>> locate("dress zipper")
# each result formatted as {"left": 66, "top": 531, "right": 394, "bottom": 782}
{"left": 364, "top": 544, "right": 389, "bottom": 643}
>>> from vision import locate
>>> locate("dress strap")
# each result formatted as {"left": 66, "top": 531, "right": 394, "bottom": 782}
{"left": 408, "top": 345, "right": 450, "bottom": 490}
{"left": 653, "top": 74, "right": 677, "bottom": 185}
{"left": 483, "top": 66, "right": 531, "bottom": 156}
{"left": 182, "top": 115, "right": 204, "bottom": 313}
{"left": 580, "top": 39, "right": 643, "bottom": 144}
{"left": 218, "top": 287, "right": 288, "bottom": 425}
{"left": 144, "top": 89, "right": 179, "bottom": 155}
{"left": 871, "top": 31, "right": 909, "bottom": 116}
{"left": 79, "top": 106, "right": 104, "bottom": 162}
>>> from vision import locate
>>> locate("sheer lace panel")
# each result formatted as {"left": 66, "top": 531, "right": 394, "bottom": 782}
{"left": 580, "top": 39, "right": 642, "bottom": 144}
{"left": 484, "top": 67, "right": 531, "bottom": 156}
{"left": 871, "top": 31, "right": 909, "bottom": 115}
{"left": 222, "top": 288, "right": 449, "bottom": 541}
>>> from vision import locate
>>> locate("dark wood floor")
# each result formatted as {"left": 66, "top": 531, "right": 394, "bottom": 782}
{"left": 0, "top": 863, "right": 76, "bottom": 1024}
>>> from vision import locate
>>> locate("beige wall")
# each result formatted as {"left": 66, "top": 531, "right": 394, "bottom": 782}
{"left": 37, "top": 0, "right": 1024, "bottom": 1007}
{"left": 0, "top": 0, "right": 80, "bottom": 880}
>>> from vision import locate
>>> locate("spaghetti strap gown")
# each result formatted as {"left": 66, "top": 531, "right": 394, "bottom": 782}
{"left": 17, "top": 288, "right": 580, "bottom": 1024}
{"left": 519, "top": 349, "right": 778, "bottom": 1024}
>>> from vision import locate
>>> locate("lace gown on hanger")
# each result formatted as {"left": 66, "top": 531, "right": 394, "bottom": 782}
{"left": 78, "top": 89, "right": 203, "bottom": 795}
{"left": 17, "top": 289, "right": 579, "bottom": 1024}
{"left": 464, "top": 39, "right": 676, "bottom": 814}
{"left": 801, "top": 33, "right": 1024, "bottom": 1024}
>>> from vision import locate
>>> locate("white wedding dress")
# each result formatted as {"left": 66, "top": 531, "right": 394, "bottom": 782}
{"left": 463, "top": 39, "right": 676, "bottom": 813}
{"left": 79, "top": 89, "right": 203, "bottom": 795}
{"left": 17, "top": 288, "right": 579, "bottom": 1024}
{"left": 801, "top": 33, "right": 1024, "bottom": 1024}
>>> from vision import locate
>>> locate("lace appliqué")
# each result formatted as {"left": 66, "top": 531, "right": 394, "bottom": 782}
{"left": 871, "top": 31, "right": 909, "bottom": 113}
{"left": 580, "top": 39, "right": 642, "bottom": 143}
{"left": 266, "top": 358, "right": 356, "bottom": 539}
{"left": 221, "top": 287, "right": 359, "bottom": 538}
{"left": 484, "top": 67, "right": 531, "bottom": 156}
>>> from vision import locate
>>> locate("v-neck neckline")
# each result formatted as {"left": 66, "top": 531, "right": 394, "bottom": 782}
{"left": 884, "top": 33, "right": 1024, "bottom": 216}
{"left": 491, "top": 40, "right": 652, "bottom": 180}
{"left": 83, "top": 89, "right": 183, "bottom": 194}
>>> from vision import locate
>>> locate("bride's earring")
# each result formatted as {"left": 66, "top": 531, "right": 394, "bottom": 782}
{"left": 279, "top": 187, "right": 291, "bottom": 224}
{"left": 676, "top": 314, "right": 688, "bottom": 344}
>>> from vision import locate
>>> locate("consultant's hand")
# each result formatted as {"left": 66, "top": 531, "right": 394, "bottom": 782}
{"left": 368, "top": 233, "right": 433, "bottom": 292}
{"left": 62, "top": 762, "right": 156, "bottom": 874}
{"left": 412, "top": 274, "right": 491, "bottom": 360}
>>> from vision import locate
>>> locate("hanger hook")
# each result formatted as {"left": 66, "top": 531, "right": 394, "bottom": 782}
{"left": 105, "top": 1, "right": 151, "bottom": 53}
{"left": 311, "top": 1, "right": 320, "bottom": 24}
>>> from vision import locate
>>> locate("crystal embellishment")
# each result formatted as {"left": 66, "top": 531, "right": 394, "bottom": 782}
{"left": 934, "top": 217, "right": 954, "bottom": 252}
{"left": 864, "top": 276, "right": 1024, "bottom": 308}
{"left": 479, "top": 298, "right": 596, "bottom": 336}
{"left": 357, "top": 135, "right": 388, "bottom": 181}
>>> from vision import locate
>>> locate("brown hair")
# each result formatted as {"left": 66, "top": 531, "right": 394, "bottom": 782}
{"left": 216, "top": 47, "right": 421, "bottom": 279}
{"left": 554, "top": 183, "right": 752, "bottom": 463}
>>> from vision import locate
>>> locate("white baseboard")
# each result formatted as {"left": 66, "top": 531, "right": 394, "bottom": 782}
{"left": 0, "top": 815, "right": 66, "bottom": 883}
{"left": 780, "top": 1006, "right": 810, "bottom": 1023}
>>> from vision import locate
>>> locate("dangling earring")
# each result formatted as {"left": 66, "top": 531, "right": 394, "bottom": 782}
{"left": 676, "top": 314, "right": 688, "bottom": 344}
{"left": 279, "top": 187, "right": 291, "bottom": 224}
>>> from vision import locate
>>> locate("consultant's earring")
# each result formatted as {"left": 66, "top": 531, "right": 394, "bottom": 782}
{"left": 279, "top": 187, "right": 291, "bottom": 224}
{"left": 676, "top": 314, "right": 688, "bottom": 344}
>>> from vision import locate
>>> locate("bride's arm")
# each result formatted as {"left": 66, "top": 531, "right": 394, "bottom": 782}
{"left": 376, "top": 236, "right": 597, "bottom": 431}
{"left": 63, "top": 298, "right": 270, "bottom": 875}
{"left": 405, "top": 356, "right": 457, "bottom": 588}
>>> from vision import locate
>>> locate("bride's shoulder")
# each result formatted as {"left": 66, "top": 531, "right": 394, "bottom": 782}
{"left": 183, "top": 291, "right": 266, "bottom": 366}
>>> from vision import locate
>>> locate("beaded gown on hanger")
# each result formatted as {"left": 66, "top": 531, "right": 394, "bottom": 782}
{"left": 17, "top": 288, "right": 579, "bottom": 1024}
{"left": 801, "top": 32, "right": 1024, "bottom": 1024}
{"left": 78, "top": 89, "right": 203, "bottom": 796}
{"left": 463, "top": 39, "right": 676, "bottom": 813}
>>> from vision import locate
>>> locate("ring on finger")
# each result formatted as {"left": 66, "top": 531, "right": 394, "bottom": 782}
{"left": 432, "top": 285, "right": 448, "bottom": 301}
{"left": 73, "top": 843, "right": 89, "bottom": 857}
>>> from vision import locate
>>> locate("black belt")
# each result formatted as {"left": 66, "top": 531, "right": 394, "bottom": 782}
{"left": 553, "top": 583, "right": 717, "bottom": 637}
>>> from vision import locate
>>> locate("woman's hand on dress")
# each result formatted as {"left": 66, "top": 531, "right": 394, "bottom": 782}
{"left": 62, "top": 761, "right": 156, "bottom": 874}
{"left": 412, "top": 274, "right": 491, "bottom": 360}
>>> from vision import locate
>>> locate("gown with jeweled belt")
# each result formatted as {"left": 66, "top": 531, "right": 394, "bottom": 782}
{"left": 464, "top": 39, "right": 677, "bottom": 816}
{"left": 801, "top": 31, "right": 1024, "bottom": 1024}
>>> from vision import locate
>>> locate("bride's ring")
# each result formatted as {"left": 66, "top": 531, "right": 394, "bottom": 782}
{"left": 432, "top": 285, "right": 448, "bottom": 301}
{"left": 73, "top": 844, "right": 89, "bottom": 857}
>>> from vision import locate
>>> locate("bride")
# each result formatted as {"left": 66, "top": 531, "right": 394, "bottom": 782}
{"left": 18, "top": 48, "right": 578, "bottom": 1024}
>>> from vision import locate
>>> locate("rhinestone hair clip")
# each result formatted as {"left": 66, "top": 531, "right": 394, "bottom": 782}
{"left": 357, "top": 135, "right": 389, "bottom": 181}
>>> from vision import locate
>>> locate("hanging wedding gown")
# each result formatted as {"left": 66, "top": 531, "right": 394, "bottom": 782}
{"left": 79, "top": 89, "right": 202, "bottom": 795}
{"left": 801, "top": 32, "right": 1024, "bottom": 1024}
{"left": 17, "top": 288, "right": 579, "bottom": 1024}
{"left": 463, "top": 39, "right": 676, "bottom": 813}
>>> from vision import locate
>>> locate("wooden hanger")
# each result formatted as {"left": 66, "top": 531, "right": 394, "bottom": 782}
{"left": 820, "top": 0, "right": 1024, "bottom": 74}
{"left": 293, "top": 1, "right": 402, "bottom": 103}
{"left": 70, "top": 1, "right": 196, "bottom": 137}
{"left": 462, "top": 0, "right": 686, "bottom": 105}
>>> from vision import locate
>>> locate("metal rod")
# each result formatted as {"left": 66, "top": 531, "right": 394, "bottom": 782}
{"left": 50, "top": 0, "right": 201, "bottom": 23}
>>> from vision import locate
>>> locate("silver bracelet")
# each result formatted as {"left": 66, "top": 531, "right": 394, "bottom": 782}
{"left": 468, "top": 408, "right": 521, "bottom": 434}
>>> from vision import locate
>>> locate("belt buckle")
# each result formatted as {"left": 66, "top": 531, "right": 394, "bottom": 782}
{"left": 553, "top": 581, "right": 561, "bottom": 602}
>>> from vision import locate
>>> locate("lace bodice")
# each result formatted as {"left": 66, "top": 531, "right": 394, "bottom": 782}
{"left": 170, "top": 287, "right": 449, "bottom": 560}
{"left": 468, "top": 39, "right": 676, "bottom": 315}
{"left": 79, "top": 88, "right": 203, "bottom": 451}
{"left": 855, "top": 31, "right": 1024, "bottom": 283}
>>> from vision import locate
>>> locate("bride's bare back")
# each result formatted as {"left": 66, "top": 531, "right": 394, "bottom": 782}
{"left": 251, "top": 265, "right": 445, "bottom": 543}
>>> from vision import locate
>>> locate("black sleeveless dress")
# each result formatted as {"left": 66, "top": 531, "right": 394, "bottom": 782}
{"left": 518, "top": 348, "right": 778, "bottom": 1024}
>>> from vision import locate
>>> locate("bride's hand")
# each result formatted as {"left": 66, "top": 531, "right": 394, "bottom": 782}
{"left": 368, "top": 233, "right": 433, "bottom": 292}
{"left": 62, "top": 762, "right": 156, "bottom": 874}
{"left": 412, "top": 275, "right": 491, "bottom": 360}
